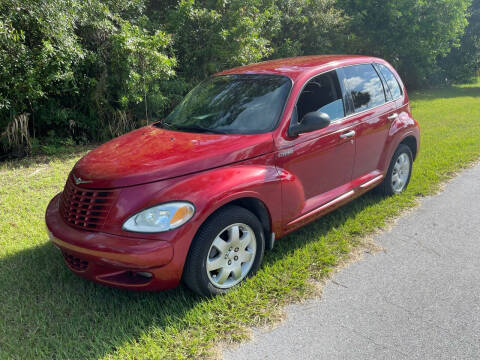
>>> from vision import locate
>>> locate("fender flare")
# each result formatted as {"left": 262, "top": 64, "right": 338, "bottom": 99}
{"left": 155, "top": 164, "right": 284, "bottom": 236}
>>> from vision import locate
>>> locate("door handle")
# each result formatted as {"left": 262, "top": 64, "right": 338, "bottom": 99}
{"left": 388, "top": 113, "right": 399, "bottom": 121}
{"left": 340, "top": 130, "right": 356, "bottom": 139}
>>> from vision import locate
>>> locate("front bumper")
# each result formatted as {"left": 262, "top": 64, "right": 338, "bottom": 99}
{"left": 45, "top": 194, "right": 182, "bottom": 290}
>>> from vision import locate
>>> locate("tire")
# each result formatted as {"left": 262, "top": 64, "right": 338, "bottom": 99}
{"left": 377, "top": 144, "right": 413, "bottom": 196}
{"left": 182, "top": 205, "right": 265, "bottom": 297}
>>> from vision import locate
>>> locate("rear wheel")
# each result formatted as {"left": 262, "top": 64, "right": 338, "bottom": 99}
{"left": 378, "top": 144, "right": 413, "bottom": 196}
{"left": 183, "top": 205, "right": 265, "bottom": 296}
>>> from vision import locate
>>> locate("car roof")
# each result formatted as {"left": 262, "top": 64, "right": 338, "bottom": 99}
{"left": 216, "top": 55, "right": 382, "bottom": 81}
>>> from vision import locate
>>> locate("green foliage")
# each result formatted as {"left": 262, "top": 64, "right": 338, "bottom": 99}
{"left": 440, "top": 0, "right": 480, "bottom": 83}
{"left": 0, "top": 0, "right": 83, "bottom": 129}
{"left": 0, "top": 0, "right": 175, "bottom": 154}
{"left": 339, "top": 0, "right": 472, "bottom": 87}
{"left": 110, "top": 21, "right": 176, "bottom": 120}
{"left": 267, "top": 0, "right": 348, "bottom": 58}
{"left": 0, "top": 0, "right": 477, "bottom": 156}
{"left": 1, "top": 80, "right": 480, "bottom": 359}
{"left": 164, "top": 0, "right": 273, "bottom": 82}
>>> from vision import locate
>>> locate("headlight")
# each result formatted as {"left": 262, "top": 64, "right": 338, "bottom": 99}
{"left": 122, "top": 202, "right": 195, "bottom": 233}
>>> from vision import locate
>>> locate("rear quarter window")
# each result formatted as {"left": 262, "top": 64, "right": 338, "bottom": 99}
{"left": 376, "top": 63, "right": 403, "bottom": 100}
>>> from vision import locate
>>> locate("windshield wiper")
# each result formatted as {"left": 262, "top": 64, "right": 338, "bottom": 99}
{"left": 154, "top": 121, "right": 227, "bottom": 134}
{"left": 154, "top": 121, "right": 174, "bottom": 129}
{"left": 171, "top": 124, "right": 228, "bottom": 134}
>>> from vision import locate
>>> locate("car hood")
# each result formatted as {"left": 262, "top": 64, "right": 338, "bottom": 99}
{"left": 72, "top": 125, "right": 274, "bottom": 189}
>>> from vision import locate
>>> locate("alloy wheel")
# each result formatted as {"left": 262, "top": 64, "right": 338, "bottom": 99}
{"left": 206, "top": 223, "right": 257, "bottom": 289}
{"left": 391, "top": 153, "right": 410, "bottom": 193}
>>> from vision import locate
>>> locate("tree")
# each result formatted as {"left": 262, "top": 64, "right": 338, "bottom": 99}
{"left": 110, "top": 21, "right": 176, "bottom": 122}
{"left": 339, "top": 0, "right": 472, "bottom": 87}
{"left": 266, "top": 0, "right": 348, "bottom": 59}
{"left": 0, "top": 0, "right": 176, "bottom": 152}
{"left": 0, "top": 0, "right": 476, "bottom": 157}
{"left": 164, "top": 0, "right": 273, "bottom": 82}
{"left": 441, "top": 0, "right": 480, "bottom": 82}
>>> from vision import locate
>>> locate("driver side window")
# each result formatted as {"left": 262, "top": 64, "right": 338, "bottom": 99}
{"left": 296, "top": 71, "right": 345, "bottom": 122}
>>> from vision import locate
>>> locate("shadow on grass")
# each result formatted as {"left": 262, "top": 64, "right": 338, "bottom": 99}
{"left": 0, "top": 191, "right": 384, "bottom": 359}
{"left": 0, "top": 242, "right": 201, "bottom": 359}
{"left": 264, "top": 191, "right": 385, "bottom": 265}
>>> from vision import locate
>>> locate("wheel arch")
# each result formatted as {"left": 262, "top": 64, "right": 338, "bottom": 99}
{"left": 201, "top": 196, "right": 273, "bottom": 248}
{"left": 229, "top": 197, "right": 272, "bottom": 240}
{"left": 399, "top": 135, "right": 418, "bottom": 160}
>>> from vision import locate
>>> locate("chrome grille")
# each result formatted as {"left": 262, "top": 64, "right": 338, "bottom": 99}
{"left": 60, "top": 176, "right": 116, "bottom": 230}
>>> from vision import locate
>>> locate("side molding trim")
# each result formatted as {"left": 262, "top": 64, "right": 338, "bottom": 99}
{"left": 288, "top": 190, "right": 355, "bottom": 227}
{"left": 360, "top": 175, "right": 384, "bottom": 189}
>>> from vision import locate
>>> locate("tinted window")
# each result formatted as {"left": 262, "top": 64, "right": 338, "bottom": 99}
{"left": 342, "top": 64, "right": 386, "bottom": 112}
{"left": 377, "top": 64, "right": 402, "bottom": 100}
{"left": 160, "top": 74, "right": 291, "bottom": 134}
{"left": 295, "top": 71, "right": 345, "bottom": 122}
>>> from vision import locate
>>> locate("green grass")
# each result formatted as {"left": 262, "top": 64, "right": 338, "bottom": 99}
{"left": 1, "top": 79, "right": 480, "bottom": 360}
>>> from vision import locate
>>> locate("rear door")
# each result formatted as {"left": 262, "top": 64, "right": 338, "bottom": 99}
{"left": 337, "top": 64, "right": 397, "bottom": 179}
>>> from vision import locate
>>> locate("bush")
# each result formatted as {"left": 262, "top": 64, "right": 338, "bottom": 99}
{"left": 0, "top": 0, "right": 476, "bottom": 157}
{"left": 440, "top": 0, "right": 480, "bottom": 83}
{"left": 339, "top": 0, "right": 472, "bottom": 88}
{"left": 267, "top": 0, "right": 348, "bottom": 58}
{"left": 0, "top": 0, "right": 175, "bottom": 155}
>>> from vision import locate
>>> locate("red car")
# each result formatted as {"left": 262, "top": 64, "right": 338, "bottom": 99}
{"left": 46, "top": 55, "right": 420, "bottom": 296}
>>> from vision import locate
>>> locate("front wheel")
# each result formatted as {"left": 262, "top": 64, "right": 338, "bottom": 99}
{"left": 378, "top": 144, "right": 413, "bottom": 196}
{"left": 183, "top": 205, "right": 265, "bottom": 297}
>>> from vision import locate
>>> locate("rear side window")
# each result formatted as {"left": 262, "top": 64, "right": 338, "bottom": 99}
{"left": 341, "top": 64, "right": 386, "bottom": 113}
{"left": 376, "top": 63, "right": 403, "bottom": 100}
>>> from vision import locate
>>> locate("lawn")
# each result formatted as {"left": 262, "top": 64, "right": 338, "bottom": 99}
{"left": 1, "top": 79, "right": 479, "bottom": 360}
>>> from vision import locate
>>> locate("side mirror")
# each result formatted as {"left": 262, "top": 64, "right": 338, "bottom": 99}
{"left": 289, "top": 112, "right": 331, "bottom": 137}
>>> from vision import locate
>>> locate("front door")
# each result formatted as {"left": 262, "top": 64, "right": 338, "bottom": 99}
{"left": 277, "top": 70, "right": 356, "bottom": 222}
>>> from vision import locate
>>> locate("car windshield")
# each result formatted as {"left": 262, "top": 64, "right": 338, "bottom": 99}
{"left": 157, "top": 74, "right": 292, "bottom": 134}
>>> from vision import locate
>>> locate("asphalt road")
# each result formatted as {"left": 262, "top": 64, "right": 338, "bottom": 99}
{"left": 224, "top": 163, "right": 480, "bottom": 360}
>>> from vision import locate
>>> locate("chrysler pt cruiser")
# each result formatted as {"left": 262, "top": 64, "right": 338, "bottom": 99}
{"left": 46, "top": 55, "right": 420, "bottom": 296}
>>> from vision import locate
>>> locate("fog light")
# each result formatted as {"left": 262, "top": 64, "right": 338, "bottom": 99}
{"left": 136, "top": 272, "right": 153, "bottom": 278}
